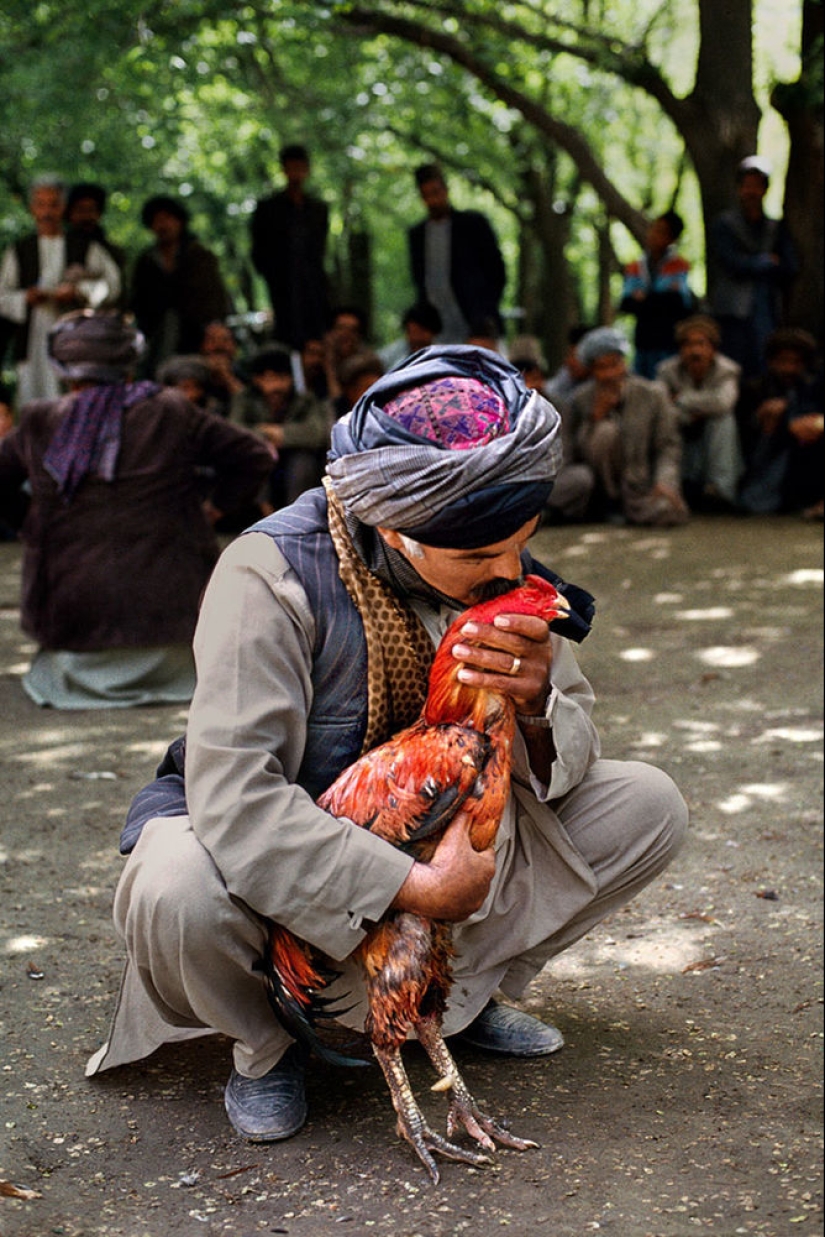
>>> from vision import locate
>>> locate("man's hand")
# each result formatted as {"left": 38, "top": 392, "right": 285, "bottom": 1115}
{"left": 391, "top": 813, "right": 495, "bottom": 921}
{"left": 789, "top": 414, "right": 825, "bottom": 445}
{"left": 450, "top": 610, "right": 557, "bottom": 716}
{"left": 591, "top": 381, "right": 622, "bottom": 422}
{"left": 756, "top": 397, "right": 787, "bottom": 433}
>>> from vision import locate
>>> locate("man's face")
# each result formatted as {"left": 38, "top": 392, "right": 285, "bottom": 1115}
{"left": 330, "top": 314, "right": 363, "bottom": 359}
{"left": 679, "top": 330, "right": 716, "bottom": 380}
{"left": 419, "top": 177, "right": 451, "bottom": 221}
{"left": 150, "top": 210, "right": 184, "bottom": 244}
{"left": 282, "top": 157, "right": 310, "bottom": 190}
{"left": 406, "top": 321, "right": 437, "bottom": 351}
{"left": 379, "top": 517, "right": 540, "bottom": 607}
{"left": 67, "top": 197, "right": 102, "bottom": 234}
{"left": 737, "top": 172, "right": 768, "bottom": 216}
{"left": 768, "top": 348, "right": 806, "bottom": 386}
{"left": 201, "top": 323, "right": 236, "bottom": 359}
{"left": 646, "top": 218, "right": 673, "bottom": 257}
{"left": 301, "top": 338, "right": 326, "bottom": 374}
{"left": 253, "top": 369, "right": 293, "bottom": 400}
{"left": 591, "top": 352, "right": 627, "bottom": 386}
{"left": 30, "top": 187, "right": 65, "bottom": 236}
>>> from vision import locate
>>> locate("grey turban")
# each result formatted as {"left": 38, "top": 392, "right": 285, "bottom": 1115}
{"left": 327, "top": 345, "right": 563, "bottom": 548}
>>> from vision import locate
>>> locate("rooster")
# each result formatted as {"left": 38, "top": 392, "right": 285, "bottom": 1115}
{"left": 264, "top": 574, "right": 568, "bottom": 1182}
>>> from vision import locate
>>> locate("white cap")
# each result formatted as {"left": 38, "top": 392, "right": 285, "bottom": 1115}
{"left": 737, "top": 155, "right": 771, "bottom": 182}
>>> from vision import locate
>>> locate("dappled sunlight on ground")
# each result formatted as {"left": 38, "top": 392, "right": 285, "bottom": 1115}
{"left": 4, "top": 933, "right": 50, "bottom": 954}
{"left": 541, "top": 915, "right": 724, "bottom": 979}
{"left": 695, "top": 645, "right": 761, "bottom": 667}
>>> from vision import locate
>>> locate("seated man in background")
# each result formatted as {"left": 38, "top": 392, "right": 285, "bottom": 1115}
{"left": 564, "top": 327, "right": 689, "bottom": 526}
{"left": 198, "top": 320, "right": 248, "bottom": 417}
{"left": 737, "top": 328, "right": 823, "bottom": 518}
{"left": 379, "top": 301, "right": 443, "bottom": 371}
{"left": 231, "top": 344, "right": 331, "bottom": 509}
{"left": 656, "top": 315, "right": 743, "bottom": 512}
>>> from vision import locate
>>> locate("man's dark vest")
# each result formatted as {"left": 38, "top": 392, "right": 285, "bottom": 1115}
{"left": 12, "top": 232, "right": 92, "bottom": 360}
{"left": 119, "top": 487, "right": 594, "bottom": 853}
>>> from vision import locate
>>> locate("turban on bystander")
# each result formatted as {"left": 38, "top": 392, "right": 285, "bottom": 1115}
{"left": 49, "top": 309, "right": 145, "bottom": 385}
{"left": 45, "top": 311, "right": 154, "bottom": 499}
{"left": 327, "top": 345, "right": 562, "bottom": 548}
{"left": 576, "top": 326, "right": 630, "bottom": 369}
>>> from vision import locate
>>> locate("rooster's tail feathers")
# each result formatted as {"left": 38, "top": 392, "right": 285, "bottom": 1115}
{"left": 261, "top": 923, "right": 371, "bottom": 1068}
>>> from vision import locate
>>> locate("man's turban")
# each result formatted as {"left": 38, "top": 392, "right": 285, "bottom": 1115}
{"left": 327, "top": 345, "right": 562, "bottom": 549}
{"left": 49, "top": 310, "right": 145, "bottom": 385}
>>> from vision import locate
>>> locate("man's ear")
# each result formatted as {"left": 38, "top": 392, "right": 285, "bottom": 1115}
{"left": 376, "top": 527, "right": 405, "bottom": 553}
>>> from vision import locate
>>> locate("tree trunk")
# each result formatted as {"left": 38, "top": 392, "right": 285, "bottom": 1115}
{"left": 515, "top": 161, "right": 575, "bottom": 371}
{"left": 680, "top": 0, "right": 762, "bottom": 266}
{"left": 773, "top": 0, "right": 824, "bottom": 341}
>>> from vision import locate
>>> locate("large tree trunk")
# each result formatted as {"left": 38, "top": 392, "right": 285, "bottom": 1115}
{"left": 515, "top": 161, "right": 575, "bottom": 371}
{"left": 773, "top": 0, "right": 824, "bottom": 342}
{"left": 676, "top": 0, "right": 761, "bottom": 284}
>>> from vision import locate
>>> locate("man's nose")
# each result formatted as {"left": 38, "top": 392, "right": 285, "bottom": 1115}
{"left": 487, "top": 548, "right": 524, "bottom": 580}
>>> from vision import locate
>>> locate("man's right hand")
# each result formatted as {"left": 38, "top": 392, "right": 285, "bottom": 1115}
{"left": 391, "top": 812, "right": 496, "bottom": 922}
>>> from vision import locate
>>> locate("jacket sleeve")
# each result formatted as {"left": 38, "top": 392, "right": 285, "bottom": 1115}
{"left": 184, "top": 533, "right": 414, "bottom": 958}
{"left": 187, "top": 403, "right": 274, "bottom": 514}
{"left": 667, "top": 361, "right": 742, "bottom": 422}
{"left": 469, "top": 212, "right": 506, "bottom": 302}
{"left": 534, "top": 636, "right": 600, "bottom": 802}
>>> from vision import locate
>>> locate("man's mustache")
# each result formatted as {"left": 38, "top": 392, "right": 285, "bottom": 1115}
{"left": 470, "top": 576, "right": 525, "bottom": 603}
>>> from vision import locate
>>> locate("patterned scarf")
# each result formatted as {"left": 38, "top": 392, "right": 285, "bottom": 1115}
{"left": 324, "top": 478, "right": 434, "bottom": 754}
{"left": 43, "top": 381, "right": 160, "bottom": 500}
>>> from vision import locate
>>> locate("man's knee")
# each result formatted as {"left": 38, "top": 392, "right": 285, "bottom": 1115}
{"left": 627, "top": 760, "right": 689, "bottom": 864}
{"left": 116, "top": 816, "right": 223, "bottom": 941}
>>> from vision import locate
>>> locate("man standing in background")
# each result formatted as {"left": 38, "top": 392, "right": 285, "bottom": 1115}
{"left": 708, "top": 156, "right": 798, "bottom": 381}
{"left": 250, "top": 145, "right": 331, "bottom": 351}
{"left": 408, "top": 164, "right": 506, "bottom": 345}
{"left": 0, "top": 175, "right": 121, "bottom": 407}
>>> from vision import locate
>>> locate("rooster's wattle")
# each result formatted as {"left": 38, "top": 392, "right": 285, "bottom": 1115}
{"left": 264, "top": 574, "right": 567, "bottom": 1182}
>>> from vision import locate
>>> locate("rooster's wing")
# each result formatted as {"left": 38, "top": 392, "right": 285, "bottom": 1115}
{"left": 317, "top": 719, "right": 493, "bottom": 856}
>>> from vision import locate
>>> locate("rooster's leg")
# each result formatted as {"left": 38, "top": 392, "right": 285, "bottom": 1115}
{"left": 372, "top": 1043, "right": 494, "bottom": 1185}
{"left": 415, "top": 1012, "right": 539, "bottom": 1154}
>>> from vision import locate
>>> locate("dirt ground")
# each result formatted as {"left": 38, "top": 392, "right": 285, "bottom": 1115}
{"left": 0, "top": 515, "right": 822, "bottom": 1237}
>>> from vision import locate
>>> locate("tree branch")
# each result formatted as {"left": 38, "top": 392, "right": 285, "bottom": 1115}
{"left": 339, "top": 5, "right": 648, "bottom": 240}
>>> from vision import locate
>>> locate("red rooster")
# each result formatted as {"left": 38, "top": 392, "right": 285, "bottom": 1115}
{"left": 264, "top": 574, "right": 567, "bottom": 1182}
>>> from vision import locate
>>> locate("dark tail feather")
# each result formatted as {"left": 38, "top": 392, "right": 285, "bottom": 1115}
{"left": 261, "top": 924, "right": 371, "bottom": 1069}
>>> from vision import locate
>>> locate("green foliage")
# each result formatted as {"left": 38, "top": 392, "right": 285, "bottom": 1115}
{"left": 0, "top": 1, "right": 807, "bottom": 350}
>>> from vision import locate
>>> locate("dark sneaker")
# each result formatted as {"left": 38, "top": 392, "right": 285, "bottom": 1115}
{"left": 455, "top": 1001, "right": 564, "bottom": 1057}
{"left": 224, "top": 1044, "right": 307, "bottom": 1141}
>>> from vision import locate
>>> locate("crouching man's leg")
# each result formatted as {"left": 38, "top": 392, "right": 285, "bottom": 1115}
{"left": 451, "top": 759, "right": 688, "bottom": 1054}
{"left": 86, "top": 814, "right": 306, "bottom": 1142}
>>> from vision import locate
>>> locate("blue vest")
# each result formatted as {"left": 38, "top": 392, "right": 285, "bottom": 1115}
{"left": 249, "top": 488, "right": 370, "bottom": 796}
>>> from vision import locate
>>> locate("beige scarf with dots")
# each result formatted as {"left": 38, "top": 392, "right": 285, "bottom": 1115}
{"left": 324, "top": 478, "right": 435, "bottom": 755}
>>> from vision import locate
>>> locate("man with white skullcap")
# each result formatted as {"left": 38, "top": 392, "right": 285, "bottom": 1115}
{"left": 86, "top": 345, "right": 688, "bottom": 1144}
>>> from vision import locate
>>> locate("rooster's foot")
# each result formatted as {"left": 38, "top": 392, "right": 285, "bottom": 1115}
{"left": 417, "top": 1017, "right": 540, "bottom": 1156}
{"left": 396, "top": 1109, "right": 494, "bottom": 1185}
